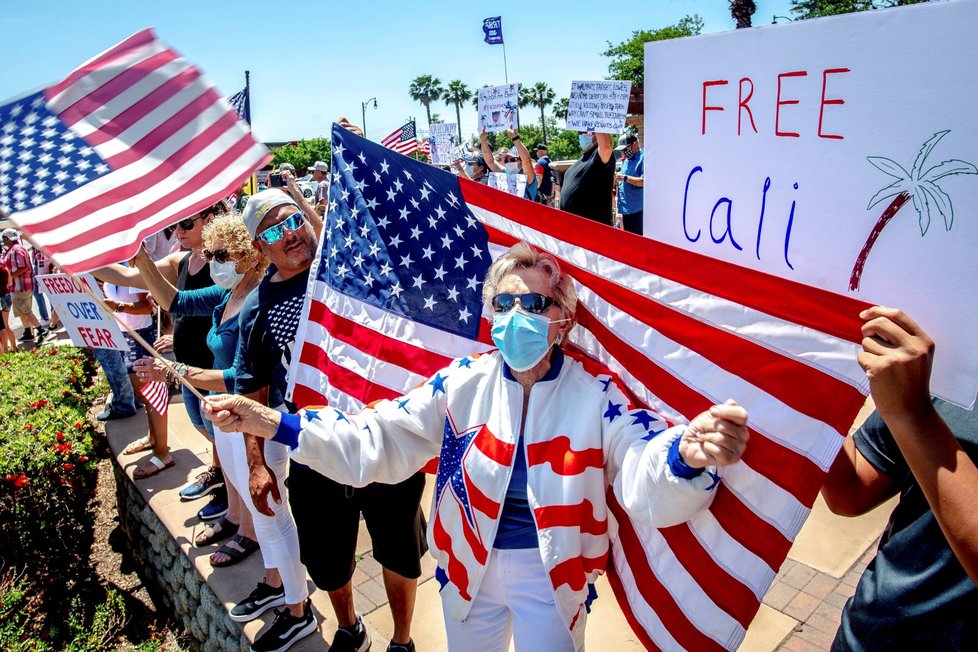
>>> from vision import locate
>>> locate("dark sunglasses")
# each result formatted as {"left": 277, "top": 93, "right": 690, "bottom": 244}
{"left": 257, "top": 212, "right": 305, "bottom": 244}
{"left": 201, "top": 248, "right": 231, "bottom": 263}
{"left": 491, "top": 292, "right": 556, "bottom": 314}
{"left": 176, "top": 214, "right": 205, "bottom": 230}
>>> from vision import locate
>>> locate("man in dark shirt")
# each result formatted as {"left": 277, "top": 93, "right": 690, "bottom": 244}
{"left": 533, "top": 143, "right": 554, "bottom": 206}
{"left": 822, "top": 306, "right": 978, "bottom": 651}
{"left": 559, "top": 132, "right": 615, "bottom": 226}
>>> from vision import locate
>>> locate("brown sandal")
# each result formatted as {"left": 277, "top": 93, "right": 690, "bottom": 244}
{"left": 210, "top": 535, "right": 259, "bottom": 567}
{"left": 133, "top": 455, "right": 174, "bottom": 479}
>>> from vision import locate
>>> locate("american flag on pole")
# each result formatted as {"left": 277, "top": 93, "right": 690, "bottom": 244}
{"left": 0, "top": 29, "right": 270, "bottom": 274}
{"left": 138, "top": 380, "right": 169, "bottom": 416}
{"left": 380, "top": 121, "right": 418, "bottom": 155}
{"left": 288, "top": 124, "right": 872, "bottom": 650}
{"left": 227, "top": 87, "right": 250, "bottom": 124}
{"left": 418, "top": 138, "right": 430, "bottom": 156}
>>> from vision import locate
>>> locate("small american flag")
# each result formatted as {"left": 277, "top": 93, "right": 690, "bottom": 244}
{"left": 380, "top": 121, "right": 418, "bottom": 155}
{"left": 418, "top": 138, "right": 431, "bottom": 156}
{"left": 227, "top": 86, "right": 251, "bottom": 124}
{"left": 139, "top": 380, "right": 169, "bottom": 416}
{"left": 0, "top": 29, "right": 270, "bottom": 274}
{"left": 288, "top": 124, "right": 871, "bottom": 650}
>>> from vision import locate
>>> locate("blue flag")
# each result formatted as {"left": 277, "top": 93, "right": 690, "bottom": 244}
{"left": 482, "top": 16, "right": 504, "bottom": 44}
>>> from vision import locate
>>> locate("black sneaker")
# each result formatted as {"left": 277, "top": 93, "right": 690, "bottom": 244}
{"left": 18, "top": 328, "right": 34, "bottom": 342}
{"left": 180, "top": 466, "right": 225, "bottom": 500}
{"left": 251, "top": 600, "right": 318, "bottom": 652}
{"left": 35, "top": 327, "right": 49, "bottom": 342}
{"left": 197, "top": 489, "right": 228, "bottom": 521}
{"left": 386, "top": 640, "right": 414, "bottom": 652}
{"left": 229, "top": 581, "right": 286, "bottom": 623}
{"left": 328, "top": 615, "right": 371, "bottom": 652}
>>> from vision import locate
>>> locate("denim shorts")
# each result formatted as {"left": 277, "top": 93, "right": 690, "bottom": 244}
{"left": 1, "top": 294, "right": 11, "bottom": 311}
{"left": 122, "top": 326, "right": 157, "bottom": 374}
{"left": 182, "top": 384, "right": 215, "bottom": 439}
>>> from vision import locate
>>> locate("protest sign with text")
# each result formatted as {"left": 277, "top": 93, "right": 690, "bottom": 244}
{"left": 477, "top": 84, "right": 519, "bottom": 133}
{"left": 488, "top": 172, "right": 527, "bottom": 197}
{"left": 37, "top": 274, "right": 129, "bottom": 351}
{"left": 566, "top": 80, "right": 632, "bottom": 134}
{"left": 429, "top": 123, "right": 458, "bottom": 166}
{"left": 643, "top": 1, "right": 978, "bottom": 407}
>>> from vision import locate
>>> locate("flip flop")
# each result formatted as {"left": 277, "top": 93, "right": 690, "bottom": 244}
{"left": 122, "top": 436, "right": 152, "bottom": 456}
{"left": 210, "top": 534, "right": 259, "bottom": 567}
{"left": 133, "top": 455, "right": 174, "bottom": 480}
{"left": 195, "top": 517, "right": 239, "bottom": 547}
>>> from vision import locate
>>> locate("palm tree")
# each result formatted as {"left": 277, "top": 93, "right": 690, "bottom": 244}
{"left": 849, "top": 130, "right": 978, "bottom": 290}
{"left": 519, "top": 82, "right": 556, "bottom": 145}
{"left": 443, "top": 80, "right": 472, "bottom": 142}
{"left": 729, "top": 0, "right": 756, "bottom": 28}
{"left": 408, "top": 75, "right": 444, "bottom": 129}
{"left": 553, "top": 97, "right": 570, "bottom": 123}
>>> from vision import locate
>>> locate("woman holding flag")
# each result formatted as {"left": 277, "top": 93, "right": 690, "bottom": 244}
{"left": 204, "top": 242, "right": 748, "bottom": 651}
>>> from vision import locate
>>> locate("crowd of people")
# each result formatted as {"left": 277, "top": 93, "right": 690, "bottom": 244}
{"left": 4, "top": 114, "right": 974, "bottom": 652}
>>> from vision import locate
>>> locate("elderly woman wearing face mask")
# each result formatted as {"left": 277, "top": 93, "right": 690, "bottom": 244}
{"left": 202, "top": 242, "right": 749, "bottom": 652}
{"left": 479, "top": 128, "right": 539, "bottom": 201}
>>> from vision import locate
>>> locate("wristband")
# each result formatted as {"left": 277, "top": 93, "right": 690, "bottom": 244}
{"left": 511, "top": 136, "right": 520, "bottom": 141}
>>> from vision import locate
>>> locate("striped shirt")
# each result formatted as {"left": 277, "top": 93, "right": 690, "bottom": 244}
{"left": 2, "top": 243, "right": 34, "bottom": 293}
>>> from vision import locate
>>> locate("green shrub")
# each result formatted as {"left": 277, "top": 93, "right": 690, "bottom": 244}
{"left": 0, "top": 345, "right": 101, "bottom": 600}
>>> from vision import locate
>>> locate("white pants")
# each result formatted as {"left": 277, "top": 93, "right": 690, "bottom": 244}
{"left": 214, "top": 428, "right": 309, "bottom": 605}
{"left": 443, "top": 548, "right": 576, "bottom": 652}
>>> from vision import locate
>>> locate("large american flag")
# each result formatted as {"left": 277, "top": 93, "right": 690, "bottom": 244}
{"left": 0, "top": 29, "right": 270, "bottom": 274}
{"left": 380, "top": 121, "right": 418, "bottom": 155}
{"left": 288, "top": 124, "right": 872, "bottom": 650}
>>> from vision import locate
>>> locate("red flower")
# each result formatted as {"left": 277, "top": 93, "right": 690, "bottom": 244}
{"left": 73, "top": 421, "right": 83, "bottom": 429}
{"left": 63, "top": 463, "right": 74, "bottom": 472}
{"left": 4, "top": 473, "right": 15, "bottom": 483}
{"left": 78, "top": 455, "right": 88, "bottom": 463}
{"left": 56, "top": 432, "right": 64, "bottom": 442}
{"left": 23, "top": 424, "right": 33, "bottom": 431}
{"left": 15, "top": 475, "right": 29, "bottom": 488}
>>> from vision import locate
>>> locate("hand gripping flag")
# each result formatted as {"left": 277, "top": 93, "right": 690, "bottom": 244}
{"left": 287, "top": 124, "right": 873, "bottom": 650}
{"left": 0, "top": 29, "right": 270, "bottom": 273}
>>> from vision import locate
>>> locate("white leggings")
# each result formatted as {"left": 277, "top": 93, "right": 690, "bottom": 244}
{"left": 214, "top": 428, "right": 309, "bottom": 605}
{"left": 443, "top": 548, "right": 576, "bottom": 652}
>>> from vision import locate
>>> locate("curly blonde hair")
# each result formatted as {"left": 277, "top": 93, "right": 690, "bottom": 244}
{"left": 482, "top": 242, "right": 577, "bottom": 319}
{"left": 202, "top": 216, "right": 269, "bottom": 275}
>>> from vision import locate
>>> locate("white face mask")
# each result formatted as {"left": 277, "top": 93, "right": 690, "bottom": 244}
{"left": 465, "top": 164, "right": 475, "bottom": 177}
{"left": 209, "top": 260, "right": 244, "bottom": 289}
{"left": 505, "top": 161, "right": 520, "bottom": 174}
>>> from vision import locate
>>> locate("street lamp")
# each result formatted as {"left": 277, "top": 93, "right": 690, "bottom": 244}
{"left": 361, "top": 97, "right": 378, "bottom": 138}
{"left": 771, "top": 14, "right": 794, "bottom": 23}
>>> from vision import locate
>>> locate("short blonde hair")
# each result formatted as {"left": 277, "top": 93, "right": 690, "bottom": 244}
{"left": 482, "top": 242, "right": 577, "bottom": 318}
{"left": 202, "top": 215, "right": 269, "bottom": 275}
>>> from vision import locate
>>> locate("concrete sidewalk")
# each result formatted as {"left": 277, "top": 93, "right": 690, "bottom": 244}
{"left": 97, "top": 382, "right": 891, "bottom": 651}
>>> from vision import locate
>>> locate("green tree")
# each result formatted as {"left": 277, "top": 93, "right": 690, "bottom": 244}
{"left": 408, "top": 74, "right": 444, "bottom": 129}
{"left": 518, "top": 82, "right": 556, "bottom": 145}
{"left": 516, "top": 117, "right": 582, "bottom": 161}
{"left": 444, "top": 80, "right": 472, "bottom": 141}
{"left": 553, "top": 97, "right": 570, "bottom": 122}
{"left": 602, "top": 15, "right": 704, "bottom": 85}
{"left": 789, "top": 0, "right": 928, "bottom": 19}
{"left": 270, "top": 137, "right": 331, "bottom": 174}
{"left": 729, "top": 0, "right": 757, "bottom": 27}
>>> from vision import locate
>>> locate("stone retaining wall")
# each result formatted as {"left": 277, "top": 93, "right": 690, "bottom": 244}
{"left": 114, "top": 464, "right": 249, "bottom": 652}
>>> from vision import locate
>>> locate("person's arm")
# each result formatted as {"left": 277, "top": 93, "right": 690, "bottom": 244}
{"left": 133, "top": 356, "right": 230, "bottom": 392}
{"left": 132, "top": 245, "right": 177, "bottom": 310}
{"left": 480, "top": 131, "right": 503, "bottom": 173}
{"left": 853, "top": 305, "right": 978, "bottom": 584}
{"left": 451, "top": 158, "right": 470, "bottom": 180}
{"left": 822, "top": 430, "right": 899, "bottom": 516}
{"left": 595, "top": 133, "right": 614, "bottom": 164}
{"left": 508, "top": 128, "right": 536, "bottom": 182}
{"left": 103, "top": 290, "right": 154, "bottom": 315}
{"left": 8, "top": 248, "right": 29, "bottom": 278}
{"left": 91, "top": 251, "right": 182, "bottom": 289}
{"left": 280, "top": 170, "right": 323, "bottom": 237}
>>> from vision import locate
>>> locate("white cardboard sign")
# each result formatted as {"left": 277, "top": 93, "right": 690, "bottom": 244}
{"left": 643, "top": 1, "right": 978, "bottom": 407}
{"left": 477, "top": 84, "right": 519, "bottom": 133}
{"left": 37, "top": 274, "right": 130, "bottom": 351}
{"left": 429, "top": 123, "right": 458, "bottom": 166}
{"left": 566, "top": 80, "right": 632, "bottom": 134}
{"left": 488, "top": 172, "right": 527, "bottom": 197}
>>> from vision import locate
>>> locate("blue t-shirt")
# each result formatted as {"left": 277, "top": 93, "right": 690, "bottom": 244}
{"left": 233, "top": 268, "right": 310, "bottom": 410}
{"left": 169, "top": 285, "right": 240, "bottom": 392}
{"left": 617, "top": 149, "right": 644, "bottom": 216}
{"left": 833, "top": 398, "right": 978, "bottom": 651}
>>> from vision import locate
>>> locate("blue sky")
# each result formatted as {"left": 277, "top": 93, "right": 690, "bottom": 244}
{"left": 1, "top": 0, "right": 795, "bottom": 143}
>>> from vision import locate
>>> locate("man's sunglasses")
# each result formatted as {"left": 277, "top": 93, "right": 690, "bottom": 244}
{"left": 491, "top": 292, "right": 556, "bottom": 314}
{"left": 257, "top": 212, "right": 305, "bottom": 244}
{"left": 176, "top": 214, "right": 205, "bottom": 230}
{"left": 201, "top": 248, "right": 231, "bottom": 263}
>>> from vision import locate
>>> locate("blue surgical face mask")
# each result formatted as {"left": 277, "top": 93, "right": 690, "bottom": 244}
{"left": 579, "top": 134, "right": 593, "bottom": 150}
{"left": 209, "top": 260, "right": 244, "bottom": 289}
{"left": 491, "top": 309, "right": 570, "bottom": 372}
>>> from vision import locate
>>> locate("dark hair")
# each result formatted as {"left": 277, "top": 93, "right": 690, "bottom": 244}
{"left": 473, "top": 156, "right": 488, "bottom": 169}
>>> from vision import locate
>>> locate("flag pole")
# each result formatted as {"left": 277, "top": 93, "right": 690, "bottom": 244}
{"left": 19, "top": 233, "right": 208, "bottom": 402}
{"left": 502, "top": 42, "right": 509, "bottom": 84}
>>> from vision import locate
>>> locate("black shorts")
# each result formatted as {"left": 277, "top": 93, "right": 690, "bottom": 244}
{"left": 287, "top": 461, "right": 428, "bottom": 592}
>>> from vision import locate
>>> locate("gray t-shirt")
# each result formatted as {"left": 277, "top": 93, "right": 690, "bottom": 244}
{"left": 833, "top": 398, "right": 978, "bottom": 651}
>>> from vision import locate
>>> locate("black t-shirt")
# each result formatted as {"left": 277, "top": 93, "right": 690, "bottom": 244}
{"left": 833, "top": 398, "right": 978, "bottom": 651}
{"left": 233, "top": 267, "right": 310, "bottom": 410}
{"left": 173, "top": 253, "right": 215, "bottom": 369}
{"left": 559, "top": 146, "right": 615, "bottom": 226}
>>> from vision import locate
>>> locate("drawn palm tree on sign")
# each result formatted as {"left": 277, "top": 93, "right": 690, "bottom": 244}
{"left": 849, "top": 130, "right": 978, "bottom": 291}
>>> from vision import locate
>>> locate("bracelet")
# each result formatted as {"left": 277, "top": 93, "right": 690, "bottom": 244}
{"left": 511, "top": 136, "right": 521, "bottom": 141}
